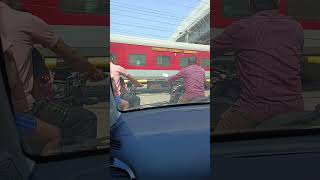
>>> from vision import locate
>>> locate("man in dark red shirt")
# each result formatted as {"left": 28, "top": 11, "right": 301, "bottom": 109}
{"left": 213, "top": 0, "right": 304, "bottom": 132}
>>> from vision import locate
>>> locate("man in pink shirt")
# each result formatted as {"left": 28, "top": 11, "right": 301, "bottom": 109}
{"left": 168, "top": 57, "right": 206, "bottom": 103}
{"left": 212, "top": 0, "right": 304, "bottom": 132}
{"left": 0, "top": 0, "right": 102, "bottom": 112}
{"left": 1, "top": 0, "right": 103, "bottom": 155}
{"left": 110, "top": 56, "right": 143, "bottom": 110}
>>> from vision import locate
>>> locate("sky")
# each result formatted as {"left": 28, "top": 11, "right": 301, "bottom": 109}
{"left": 110, "top": 0, "right": 201, "bottom": 40}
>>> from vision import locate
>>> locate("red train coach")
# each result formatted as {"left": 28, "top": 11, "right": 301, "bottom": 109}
{"left": 110, "top": 34, "right": 210, "bottom": 80}
{"left": 13, "top": 0, "right": 109, "bottom": 69}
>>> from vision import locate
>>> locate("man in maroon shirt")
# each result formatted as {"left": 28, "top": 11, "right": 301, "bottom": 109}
{"left": 213, "top": 0, "right": 304, "bottom": 132}
{"left": 168, "top": 57, "right": 206, "bottom": 103}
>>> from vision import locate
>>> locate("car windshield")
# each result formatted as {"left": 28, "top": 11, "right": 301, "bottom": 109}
{"left": 211, "top": 0, "right": 320, "bottom": 136}
{"left": 110, "top": 1, "right": 210, "bottom": 112}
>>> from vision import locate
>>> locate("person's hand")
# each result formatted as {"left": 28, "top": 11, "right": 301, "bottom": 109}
{"left": 135, "top": 82, "right": 144, "bottom": 87}
{"left": 220, "top": 73, "right": 227, "bottom": 80}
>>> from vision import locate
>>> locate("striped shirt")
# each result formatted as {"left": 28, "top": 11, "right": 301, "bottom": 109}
{"left": 110, "top": 62, "right": 129, "bottom": 97}
{"left": 169, "top": 64, "right": 205, "bottom": 100}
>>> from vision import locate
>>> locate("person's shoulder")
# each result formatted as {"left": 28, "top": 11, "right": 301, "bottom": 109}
{"left": 113, "top": 64, "right": 122, "bottom": 69}
{"left": 279, "top": 14, "right": 303, "bottom": 31}
{"left": 181, "top": 66, "right": 189, "bottom": 71}
{"left": 197, "top": 65, "right": 205, "bottom": 72}
{"left": 114, "top": 64, "right": 126, "bottom": 71}
{"left": 225, "top": 18, "right": 249, "bottom": 32}
{"left": 28, "top": 12, "right": 47, "bottom": 24}
{"left": 9, "top": 8, "right": 38, "bottom": 25}
{"left": 13, "top": 9, "right": 47, "bottom": 25}
{"left": 9, "top": 7, "right": 32, "bottom": 16}
{"left": 237, "top": 16, "right": 251, "bottom": 24}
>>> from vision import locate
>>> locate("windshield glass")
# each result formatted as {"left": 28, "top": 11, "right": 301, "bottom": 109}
{"left": 212, "top": 0, "right": 320, "bottom": 135}
{"left": 110, "top": 0, "right": 210, "bottom": 112}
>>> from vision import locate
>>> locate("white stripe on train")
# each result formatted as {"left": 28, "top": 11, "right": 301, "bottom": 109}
{"left": 126, "top": 69, "right": 210, "bottom": 82}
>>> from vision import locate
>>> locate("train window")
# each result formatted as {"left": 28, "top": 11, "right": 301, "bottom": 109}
{"left": 180, "top": 57, "right": 189, "bottom": 67}
{"left": 156, "top": 56, "right": 171, "bottom": 67}
{"left": 129, "top": 54, "right": 146, "bottom": 66}
{"left": 222, "top": 0, "right": 250, "bottom": 18}
{"left": 200, "top": 58, "right": 210, "bottom": 68}
{"left": 287, "top": 0, "right": 320, "bottom": 21}
{"left": 60, "top": 0, "right": 108, "bottom": 15}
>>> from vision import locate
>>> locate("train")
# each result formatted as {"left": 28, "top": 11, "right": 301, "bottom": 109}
{"left": 212, "top": 0, "right": 320, "bottom": 54}
{"left": 110, "top": 34, "right": 210, "bottom": 80}
{"left": 13, "top": 0, "right": 109, "bottom": 70}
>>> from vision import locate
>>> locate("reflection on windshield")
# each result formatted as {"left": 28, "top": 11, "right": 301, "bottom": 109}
{"left": 2, "top": 0, "right": 109, "bottom": 157}
{"left": 211, "top": 1, "right": 320, "bottom": 135}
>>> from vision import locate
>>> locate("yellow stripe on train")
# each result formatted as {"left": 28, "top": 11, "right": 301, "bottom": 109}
{"left": 308, "top": 56, "right": 320, "bottom": 64}
{"left": 88, "top": 57, "right": 109, "bottom": 68}
{"left": 45, "top": 57, "right": 109, "bottom": 69}
{"left": 124, "top": 80, "right": 148, "bottom": 83}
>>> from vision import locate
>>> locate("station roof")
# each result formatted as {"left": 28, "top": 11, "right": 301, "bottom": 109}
{"left": 170, "top": 0, "right": 210, "bottom": 41}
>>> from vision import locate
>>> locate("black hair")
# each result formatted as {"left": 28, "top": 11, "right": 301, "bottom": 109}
{"left": 110, "top": 54, "right": 116, "bottom": 64}
{"left": 252, "top": 0, "right": 279, "bottom": 11}
{"left": 188, "top": 56, "right": 197, "bottom": 66}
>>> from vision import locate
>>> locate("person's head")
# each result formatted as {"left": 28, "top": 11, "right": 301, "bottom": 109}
{"left": 188, "top": 56, "right": 197, "bottom": 66}
{"left": 249, "top": 0, "right": 279, "bottom": 13}
{"left": 110, "top": 54, "right": 116, "bottom": 64}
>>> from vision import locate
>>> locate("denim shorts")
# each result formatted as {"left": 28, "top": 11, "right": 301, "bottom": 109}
{"left": 114, "top": 96, "right": 121, "bottom": 105}
{"left": 14, "top": 112, "right": 37, "bottom": 136}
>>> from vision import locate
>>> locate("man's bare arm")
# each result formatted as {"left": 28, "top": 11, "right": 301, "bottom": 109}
{"left": 117, "top": 66, "right": 143, "bottom": 87}
{"left": 50, "top": 39, "right": 95, "bottom": 73}
{"left": 126, "top": 74, "right": 143, "bottom": 87}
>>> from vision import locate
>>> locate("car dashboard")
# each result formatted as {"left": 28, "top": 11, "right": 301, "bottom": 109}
{"left": 111, "top": 104, "right": 210, "bottom": 180}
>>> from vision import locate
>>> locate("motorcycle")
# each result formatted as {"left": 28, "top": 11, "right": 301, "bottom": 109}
{"left": 53, "top": 71, "right": 109, "bottom": 106}
{"left": 26, "top": 71, "right": 109, "bottom": 155}
{"left": 168, "top": 80, "right": 210, "bottom": 104}
{"left": 119, "top": 77, "right": 141, "bottom": 109}
{"left": 168, "top": 80, "right": 185, "bottom": 104}
{"left": 210, "top": 68, "right": 320, "bottom": 131}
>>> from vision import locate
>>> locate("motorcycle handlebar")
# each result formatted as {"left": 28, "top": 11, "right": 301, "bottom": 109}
{"left": 212, "top": 68, "right": 237, "bottom": 81}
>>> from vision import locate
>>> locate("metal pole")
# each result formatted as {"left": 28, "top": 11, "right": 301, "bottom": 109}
{"left": 186, "top": 31, "right": 189, "bottom": 43}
